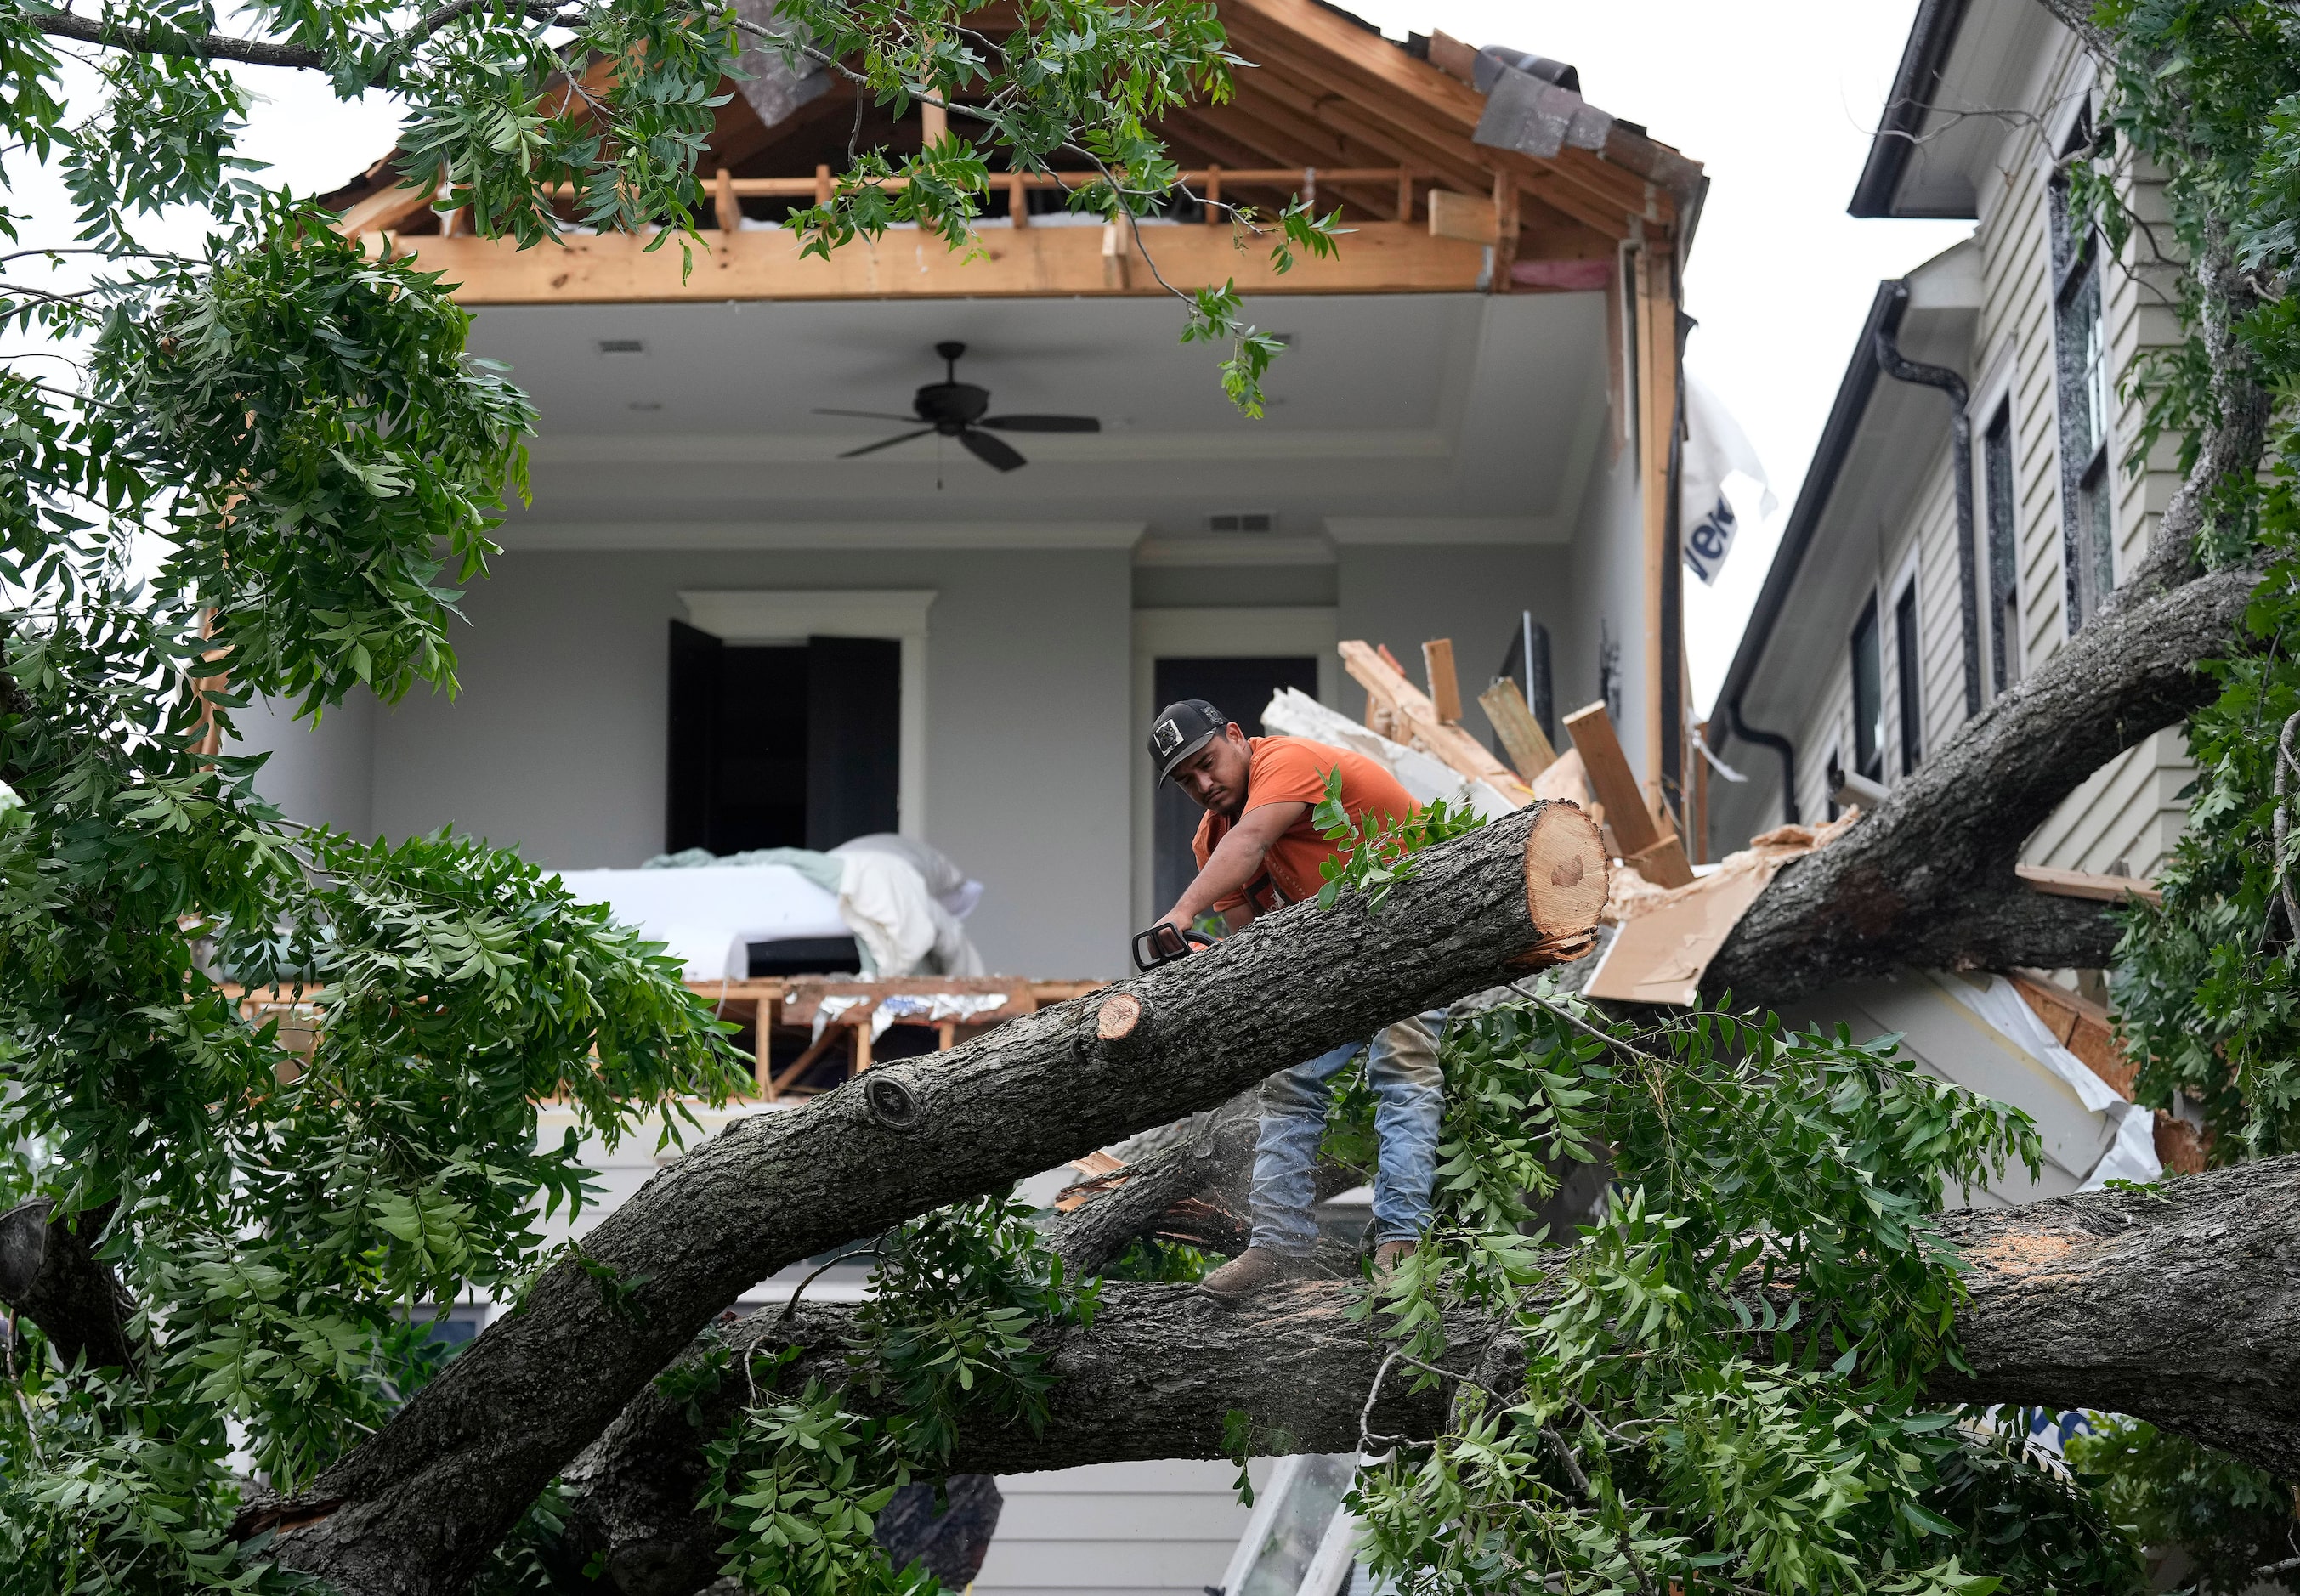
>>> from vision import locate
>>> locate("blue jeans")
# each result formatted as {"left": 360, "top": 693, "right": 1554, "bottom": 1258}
{"left": 1249, "top": 1010, "right": 1446, "bottom": 1255}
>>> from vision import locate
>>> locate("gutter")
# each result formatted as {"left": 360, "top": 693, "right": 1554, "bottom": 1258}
{"left": 1708, "top": 281, "right": 1909, "bottom": 824}
{"left": 1873, "top": 282, "right": 1981, "bottom": 719}
{"left": 1848, "top": 0, "right": 1974, "bottom": 219}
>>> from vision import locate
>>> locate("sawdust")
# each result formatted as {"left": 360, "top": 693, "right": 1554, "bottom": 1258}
{"left": 1974, "top": 1230, "right": 2088, "bottom": 1278}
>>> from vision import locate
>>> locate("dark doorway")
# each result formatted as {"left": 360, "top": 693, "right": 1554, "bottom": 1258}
{"left": 667, "top": 622, "right": 901, "bottom": 854}
{"left": 1150, "top": 655, "right": 1318, "bottom": 920}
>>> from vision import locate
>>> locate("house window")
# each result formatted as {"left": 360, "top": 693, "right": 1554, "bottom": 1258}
{"left": 1850, "top": 595, "right": 1884, "bottom": 784}
{"left": 1894, "top": 580, "right": 1923, "bottom": 775}
{"left": 667, "top": 620, "right": 902, "bottom": 853}
{"left": 1983, "top": 404, "right": 2020, "bottom": 693}
{"left": 2050, "top": 125, "right": 2116, "bottom": 629}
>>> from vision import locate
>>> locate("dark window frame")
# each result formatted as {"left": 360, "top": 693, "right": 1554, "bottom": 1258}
{"left": 1850, "top": 593, "right": 1885, "bottom": 784}
{"left": 1982, "top": 402, "right": 2020, "bottom": 693}
{"left": 2049, "top": 111, "right": 2116, "bottom": 631}
{"left": 1894, "top": 579, "right": 1923, "bottom": 776}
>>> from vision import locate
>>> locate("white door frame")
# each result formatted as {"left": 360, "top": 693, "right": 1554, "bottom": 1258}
{"left": 1130, "top": 607, "right": 1340, "bottom": 930}
{"left": 677, "top": 589, "right": 937, "bottom": 840}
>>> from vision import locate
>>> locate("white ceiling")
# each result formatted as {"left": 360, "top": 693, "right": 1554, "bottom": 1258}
{"left": 469, "top": 289, "right": 1612, "bottom": 549}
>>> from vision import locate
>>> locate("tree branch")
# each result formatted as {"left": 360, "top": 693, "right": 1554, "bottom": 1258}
{"left": 246, "top": 802, "right": 1610, "bottom": 1594}
{"left": 0, "top": 1199, "right": 139, "bottom": 1374}
{"left": 31, "top": 3, "right": 586, "bottom": 75}
{"left": 558, "top": 1156, "right": 2300, "bottom": 1596}
{"left": 1707, "top": 562, "right": 2260, "bottom": 1005}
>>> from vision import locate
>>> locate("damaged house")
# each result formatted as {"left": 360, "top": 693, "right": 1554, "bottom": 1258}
{"left": 1701, "top": 0, "right": 2193, "bottom": 1205}
{"left": 241, "top": 6, "right": 1708, "bottom": 1593}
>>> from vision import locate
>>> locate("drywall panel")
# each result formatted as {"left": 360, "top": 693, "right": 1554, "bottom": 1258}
{"left": 366, "top": 546, "right": 1134, "bottom": 978}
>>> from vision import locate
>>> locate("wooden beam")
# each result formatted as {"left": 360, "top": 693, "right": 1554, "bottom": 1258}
{"left": 2014, "top": 864, "right": 2164, "bottom": 905}
{"left": 1562, "top": 700, "right": 1693, "bottom": 887}
{"left": 713, "top": 167, "right": 739, "bottom": 234}
{"left": 1634, "top": 245, "right": 1680, "bottom": 798}
{"left": 1226, "top": 65, "right": 1489, "bottom": 199}
{"left": 386, "top": 218, "right": 1489, "bottom": 304}
{"left": 1427, "top": 188, "right": 1496, "bottom": 245}
{"left": 1339, "top": 641, "right": 1532, "bottom": 806}
{"left": 337, "top": 170, "right": 440, "bottom": 235}
{"left": 1478, "top": 677, "right": 1556, "bottom": 782}
{"left": 1421, "top": 638, "right": 1461, "bottom": 724}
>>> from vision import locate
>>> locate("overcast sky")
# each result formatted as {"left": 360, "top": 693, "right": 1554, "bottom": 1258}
{"left": 30, "top": 3, "right": 1974, "bottom": 714}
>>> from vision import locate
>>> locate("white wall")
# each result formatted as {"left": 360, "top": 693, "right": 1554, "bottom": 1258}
{"left": 361, "top": 546, "right": 1136, "bottom": 978}
{"left": 1336, "top": 543, "right": 1579, "bottom": 741}
{"left": 1561, "top": 438, "right": 1647, "bottom": 775}
{"left": 229, "top": 690, "right": 377, "bottom": 838}
{"left": 975, "top": 1460, "right": 1261, "bottom": 1596}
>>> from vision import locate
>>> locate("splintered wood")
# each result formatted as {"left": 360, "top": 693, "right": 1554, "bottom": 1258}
{"left": 1561, "top": 700, "right": 1694, "bottom": 888}
{"left": 1478, "top": 676, "right": 1557, "bottom": 781}
{"left": 1340, "top": 640, "right": 1533, "bottom": 806}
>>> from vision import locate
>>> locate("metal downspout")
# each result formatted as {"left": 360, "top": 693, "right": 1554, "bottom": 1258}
{"left": 1873, "top": 282, "right": 1981, "bottom": 719}
{"left": 1727, "top": 695, "right": 1799, "bottom": 826}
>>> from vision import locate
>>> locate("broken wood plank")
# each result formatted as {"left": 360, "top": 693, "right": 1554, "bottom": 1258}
{"left": 1339, "top": 641, "right": 1532, "bottom": 806}
{"left": 1421, "top": 637, "right": 1461, "bottom": 724}
{"left": 1478, "top": 677, "right": 1557, "bottom": 782}
{"left": 1427, "top": 187, "right": 1498, "bottom": 244}
{"left": 2014, "top": 863, "right": 2163, "bottom": 906}
{"left": 1561, "top": 700, "right": 1693, "bottom": 887}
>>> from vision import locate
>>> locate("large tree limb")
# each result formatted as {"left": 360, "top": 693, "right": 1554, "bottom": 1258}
{"left": 559, "top": 1156, "right": 2300, "bottom": 1596}
{"left": 0, "top": 1198, "right": 138, "bottom": 1374}
{"left": 1706, "top": 563, "right": 2259, "bottom": 1004}
{"left": 253, "top": 801, "right": 1610, "bottom": 1595}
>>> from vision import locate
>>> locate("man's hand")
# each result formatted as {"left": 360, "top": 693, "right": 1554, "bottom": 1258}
{"left": 1158, "top": 800, "right": 1309, "bottom": 936}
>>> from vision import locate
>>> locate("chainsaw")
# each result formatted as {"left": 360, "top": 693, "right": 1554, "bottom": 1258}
{"left": 1130, "top": 923, "right": 1215, "bottom": 971}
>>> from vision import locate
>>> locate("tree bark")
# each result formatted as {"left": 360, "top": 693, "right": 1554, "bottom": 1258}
{"left": 257, "top": 801, "right": 1611, "bottom": 1595}
{"left": 558, "top": 1155, "right": 2300, "bottom": 1596}
{"left": 0, "top": 1198, "right": 138, "bottom": 1374}
{"left": 1705, "top": 563, "right": 2258, "bottom": 1005}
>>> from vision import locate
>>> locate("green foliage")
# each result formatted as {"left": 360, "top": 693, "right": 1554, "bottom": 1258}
{"left": 2068, "top": 1416, "right": 2300, "bottom": 1593}
{"left": 2054, "top": 6, "right": 2300, "bottom": 1579}
{"left": 0, "top": 0, "right": 1306, "bottom": 1583}
{"left": 703, "top": 1193, "right": 1093, "bottom": 1594}
{"left": 1310, "top": 766, "right": 1488, "bottom": 913}
{"left": 1319, "top": 990, "right": 2064, "bottom": 1596}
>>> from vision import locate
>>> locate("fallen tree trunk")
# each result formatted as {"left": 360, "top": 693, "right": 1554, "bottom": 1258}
{"left": 1707, "top": 563, "right": 2258, "bottom": 1004}
{"left": 558, "top": 1155, "right": 2300, "bottom": 1596}
{"left": 259, "top": 801, "right": 1612, "bottom": 1596}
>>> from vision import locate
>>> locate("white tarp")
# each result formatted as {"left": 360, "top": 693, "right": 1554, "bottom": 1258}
{"left": 1680, "top": 373, "right": 1777, "bottom": 586}
{"left": 1929, "top": 971, "right": 2161, "bottom": 1190}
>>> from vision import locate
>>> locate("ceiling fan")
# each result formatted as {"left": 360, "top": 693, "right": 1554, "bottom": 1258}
{"left": 814, "top": 341, "right": 1100, "bottom": 472}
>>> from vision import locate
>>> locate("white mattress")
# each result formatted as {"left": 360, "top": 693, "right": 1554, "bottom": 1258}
{"left": 556, "top": 865, "right": 849, "bottom": 980}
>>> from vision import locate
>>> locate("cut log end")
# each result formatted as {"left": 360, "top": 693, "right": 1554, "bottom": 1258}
{"left": 1522, "top": 801, "right": 1610, "bottom": 956}
{"left": 1096, "top": 993, "right": 1144, "bottom": 1042}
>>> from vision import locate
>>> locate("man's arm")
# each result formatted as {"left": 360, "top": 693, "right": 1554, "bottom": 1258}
{"left": 1159, "top": 801, "right": 1309, "bottom": 935}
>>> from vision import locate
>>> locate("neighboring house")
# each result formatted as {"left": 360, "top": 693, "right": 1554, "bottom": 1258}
{"left": 1708, "top": 0, "right": 2187, "bottom": 880}
{"left": 262, "top": 8, "right": 1707, "bottom": 1594}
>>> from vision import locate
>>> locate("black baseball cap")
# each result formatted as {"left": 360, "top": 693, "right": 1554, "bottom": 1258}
{"left": 1147, "top": 699, "right": 1230, "bottom": 783}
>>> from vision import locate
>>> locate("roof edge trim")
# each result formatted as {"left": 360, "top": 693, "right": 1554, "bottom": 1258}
{"left": 1849, "top": 0, "right": 1974, "bottom": 219}
{"left": 1708, "top": 280, "right": 1907, "bottom": 753}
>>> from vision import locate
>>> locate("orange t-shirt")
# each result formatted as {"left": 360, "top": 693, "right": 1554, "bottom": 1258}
{"left": 1192, "top": 736, "right": 1420, "bottom": 913}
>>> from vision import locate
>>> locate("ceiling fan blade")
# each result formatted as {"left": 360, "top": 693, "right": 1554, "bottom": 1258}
{"left": 815, "top": 408, "right": 921, "bottom": 422}
{"left": 837, "top": 428, "right": 935, "bottom": 459}
{"left": 979, "top": 414, "right": 1101, "bottom": 433}
{"left": 957, "top": 428, "right": 1027, "bottom": 472}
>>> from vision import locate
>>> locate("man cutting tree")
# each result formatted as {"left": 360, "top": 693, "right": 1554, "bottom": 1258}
{"left": 1146, "top": 699, "right": 1444, "bottom": 1303}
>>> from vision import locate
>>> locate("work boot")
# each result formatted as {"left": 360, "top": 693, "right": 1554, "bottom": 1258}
{"left": 1372, "top": 1239, "right": 1419, "bottom": 1288}
{"left": 1194, "top": 1246, "right": 1316, "bottom": 1304}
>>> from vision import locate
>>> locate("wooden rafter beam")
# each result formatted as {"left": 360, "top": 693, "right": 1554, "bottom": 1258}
{"left": 1222, "top": 10, "right": 1647, "bottom": 238}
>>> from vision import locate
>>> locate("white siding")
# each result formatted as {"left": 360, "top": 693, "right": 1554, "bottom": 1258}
{"left": 1764, "top": 19, "right": 2194, "bottom": 884}
{"left": 974, "top": 1459, "right": 1261, "bottom": 1596}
